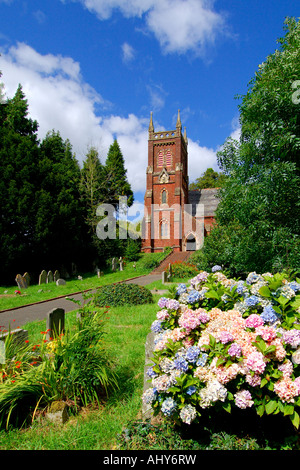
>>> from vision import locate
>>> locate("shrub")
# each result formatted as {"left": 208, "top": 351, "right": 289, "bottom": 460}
{"left": 170, "top": 262, "right": 198, "bottom": 279}
{"left": 143, "top": 269, "right": 300, "bottom": 430}
{"left": 94, "top": 283, "right": 153, "bottom": 307}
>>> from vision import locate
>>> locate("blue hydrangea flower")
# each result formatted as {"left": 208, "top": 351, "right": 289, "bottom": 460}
{"left": 146, "top": 366, "right": 158, "bottom": 378}
{"left": 196, "top": 353, "right": 208, "bottom": 367}
{"left": 289, "top": 281, "right": 300, "bottom": 293}
{"left": 187, "top": 289, "right": 201, "bottom": 304}
{"left": 245, "top": 295, "right": 260, "bottom": 307}
{"left": 185, "top": 346, "right": 200, "bottom": 363}
{"left": 173, "top": 357, "right": 189, "bottom": 372}
{"left": 151, "top": 319, "right": 163, "bottom": 333}
{"left": 186, "top": 386, "right": 197, "bottom": 396}
{"left": 246, "top": 272, "right": 261, "bottom": 285}
{"left": 161, "top": 397, "right": 177, "bottom": 416}
{"left": 234, "top": 281, "right": 247, "bottom": 295}
{"left": 158, "top": 297, "right": 168, "bottom": 308}
{"left": 261, "top": 305, "right": 280, "bottom": 324}
{"left": 212, "top": 265, "right": 222, "bottom": 272}
{"left": 176, "top": 283, "right": 187, "bottom": 295}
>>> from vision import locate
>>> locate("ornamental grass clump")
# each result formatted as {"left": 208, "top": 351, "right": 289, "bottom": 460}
{"left": 143, "top": 268, "right": 300, "bottom": 428}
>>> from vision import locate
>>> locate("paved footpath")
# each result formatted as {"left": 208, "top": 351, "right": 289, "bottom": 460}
{"left": 0, "top": 274, "right": 162, "bottom": 330}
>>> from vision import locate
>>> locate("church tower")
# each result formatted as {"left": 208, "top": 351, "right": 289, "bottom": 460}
{"left": 142, "top": 111, "right": 189, "bottom": 252}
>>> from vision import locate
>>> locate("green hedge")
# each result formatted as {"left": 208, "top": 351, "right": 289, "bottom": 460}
{"left": 93, "top": 283, "right": 153, "bottom": 307}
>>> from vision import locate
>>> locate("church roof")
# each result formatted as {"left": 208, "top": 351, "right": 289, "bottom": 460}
{"left": 188, "top": 188, "right": 220, "bottom": 217}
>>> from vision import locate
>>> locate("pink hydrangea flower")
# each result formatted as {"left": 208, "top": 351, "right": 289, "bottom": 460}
{"left": 245, "top": 351, "right": 266, "bottom": 374}
{"left": 245, "top": 314, "right": 264, "bottom": 329}
{"left": 274, "top": 377, "right": 300, "bottom": 403}
{"left": 255, "top": 326, "right": 277, "bottom": 342}
{"left": 219, "top": 330, "right": 234, "bottom": 344}
{"left": 156, "top": 309, "right": 170, "bottom": 321}
{"left": 234, "top": 390, "right": 254, "bottom": 409}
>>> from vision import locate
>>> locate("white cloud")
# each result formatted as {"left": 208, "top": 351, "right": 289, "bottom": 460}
{"left": 121, "top": 42, "right": 136, "bottom": 63}
{"left": 71, "top": 0, "right": 227, "bottom": 55}
{"left": 0, "top": 42, "right": 218, "bottom": 194}
{"left": 188, "top": 140, "right": 218, "bottom": 183}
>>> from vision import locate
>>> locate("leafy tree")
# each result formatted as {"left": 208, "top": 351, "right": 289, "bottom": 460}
{"left": 0, "top": 84, "right": 40, "bottom": 283}
{"left": 189, "top": 167, "right": 226, "bottom": 190}
{"left": 35, "top": 130, "right": 87, "bottom": 272}
{"left": 203, "top": 17, "right": 300, "bottom": 275}
{"left": 80, "top": 146, "right": 106, "bottom": 233}
{"left": 104, "top": 139, "right": 134, "bottom": 211}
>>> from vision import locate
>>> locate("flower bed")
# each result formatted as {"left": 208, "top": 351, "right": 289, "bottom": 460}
{"left": 143, "top": 267, "right": 300, "bottom": 428}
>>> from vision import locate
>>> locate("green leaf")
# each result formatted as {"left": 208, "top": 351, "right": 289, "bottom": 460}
{"left": 258, "top": 286, "right": 271, "bottom": 298}
{"left": 209, "top": 334, "right": 216, "bottom": 348}
{"left": 264, "top": 345, "right": 276, "bottom": 355}
{"left": 265, "top": 400, "right": 278, "bottom": 415}
{"left": 291, "top": 296, "right": 300, "bottom": 309}
{"left": 291, "top": 411, "right": 300, "bottom": 429}
{"left": 256, "top": 404, "right": 265, "bottom": 417}
{"left": 283, "top": 404, "right": 294, "bottom": 416}
{"left": 216, "top": 356, "right": 227, "bottom": 367}
{"left": 205, "top": 290, "right": 220, "bottom": 300}
{"left": 222, "top": 402, "right": 231, "bottom": 413}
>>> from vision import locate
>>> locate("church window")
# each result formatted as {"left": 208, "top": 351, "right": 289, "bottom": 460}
{"left": 160, "top": 220, "right": 169, "bottom": 238}
{"left": 166, "top": 149, "right": 172, "bottom": 167}
{"left": 158, "top": 150, "right": 164, "bottom": 167}
{"left": 161, "top": 189, "right": 167, "bottom": 204}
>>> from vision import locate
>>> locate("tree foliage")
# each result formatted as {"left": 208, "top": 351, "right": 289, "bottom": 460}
{"left": 189, "top": 167, "right": 226, "bottom": 190}
{"left": 104, "top": 139, "right": 134, "bottom": 211}
{"left": 204, "top": 17, "right": 300, "bottom": 275}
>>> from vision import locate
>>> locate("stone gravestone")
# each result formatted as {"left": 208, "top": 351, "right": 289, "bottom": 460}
{"left": 111, "top": 258, "right": 117, "bottom": 272}
{"left": 162, "top": 271, "right": 168, "bottom": 284}
{"left": 119, "top": 257, "right": 123, "bottom": 271}
{"left": 15, "top": 273, "right": 28, "bottom": 289}
{"left": 39, "top": 270, "right": 47, "bottom": 285}
{"left": 47, "top": 270, "right": 54, "bottom": 283}
{"left": 46, "top": 308, "right": 65, "bottom": 340}
{"left": 54, "top": 270, "right": 60, "bottom": 282}
{"left": 0, "top": 329, "right": 29, "bottom": 364}
{"left": 56, "top": 278, "right": 66, "bottom": 286}
{"left": 23, "top": 272, "right": 30, "bottom": 287}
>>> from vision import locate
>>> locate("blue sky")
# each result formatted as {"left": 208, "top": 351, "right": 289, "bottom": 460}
{"left": 0, "top": 0, "right": 299, "bottom": 205}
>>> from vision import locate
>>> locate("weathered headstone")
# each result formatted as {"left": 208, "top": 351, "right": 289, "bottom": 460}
{"left": 54, "top": 270, "right": 60, "bottom": 282}
{"left": 111, "top": 258, "right": 117, "bottom": 272}
{"left": 162, "top": 271, "right": 168, "bottom": 284}
{"left": 46, "top": 400, "right": 69, "bottom": 425}
{"left": 119, "top": 257, "right": 123, "bottom": 271}
{"left": 46, "top": 308, "right": 65, "bottom": 340}
{"left": 56, "top": 278, "right": 66, "bottom": 286}
{"left": 47, "top": 270, "right": 54, "bottom": 283}
{"left": 39, "top": 270, "right": 47, "bottom": 285}
{"left": 23, "top": 272, "right": 30, "bottom": 287}
{"left": 0, "top": 329, "right": 29, "bottom": 364}
{"left": 15, "top": 273, "right": 27, "bottom": 289}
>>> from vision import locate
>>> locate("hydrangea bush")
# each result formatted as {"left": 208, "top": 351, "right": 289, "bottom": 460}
{"left": 143, "top": 267, "right": 300, "bottom": 428}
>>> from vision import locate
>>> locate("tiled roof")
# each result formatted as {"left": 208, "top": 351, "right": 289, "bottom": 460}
{"left": 188, "top": 188, "right": 220, "bottom": 217}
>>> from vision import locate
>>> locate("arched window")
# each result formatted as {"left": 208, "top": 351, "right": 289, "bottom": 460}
{"left": 160, "top": 220, "right": 169, "bottom": 239}
{"left": 161, "top": 189, "right": 167, "bottom": 204}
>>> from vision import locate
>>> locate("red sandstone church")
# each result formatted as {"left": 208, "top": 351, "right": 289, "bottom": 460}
{"left": 141, "top": 111, "right": 219, "bottom": 253}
